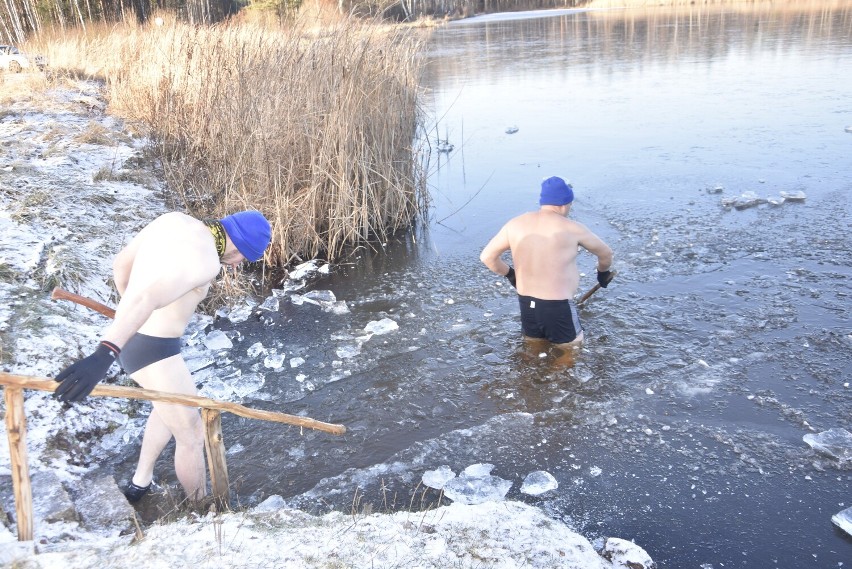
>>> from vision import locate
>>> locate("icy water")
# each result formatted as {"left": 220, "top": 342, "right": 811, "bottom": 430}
{"left": 132, "top": 4, "right": 851, "bottom": 567}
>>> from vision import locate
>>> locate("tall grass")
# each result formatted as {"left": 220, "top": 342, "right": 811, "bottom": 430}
{"left": 29, "top": 15, "right": 428, "bottom": 266}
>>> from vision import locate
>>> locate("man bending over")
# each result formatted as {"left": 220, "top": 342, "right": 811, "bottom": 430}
{"left": 55, "top": 211, "right": 272, "bottom": 503}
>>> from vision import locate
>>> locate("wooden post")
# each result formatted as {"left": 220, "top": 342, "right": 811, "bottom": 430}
{"left": 4, "top": 387, "right": 33, "bottom": 542}
{"left": 202, "top": 409, "right": 230, "bottom": 510}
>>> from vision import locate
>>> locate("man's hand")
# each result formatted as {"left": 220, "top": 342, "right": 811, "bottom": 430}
{"left": 55, "top": 342, "right": 120, "bottom": 403}
{"left": 597, "top": 270, "right": 614, "bottom": 288}
{"left": 505, "top": 266, "right": 517, "bottom": 288}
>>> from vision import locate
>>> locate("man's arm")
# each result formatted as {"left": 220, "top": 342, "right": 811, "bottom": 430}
{"left": 480, "top": 225, "right": 513, "bottom": 277}
{"left": 579, "top": 228, "right": 613, "bottom": 272}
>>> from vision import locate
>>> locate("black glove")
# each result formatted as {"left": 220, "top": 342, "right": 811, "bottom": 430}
{"left": 505, "top": 266, "right": 517, "bottom": 288}
{"left": 55, "top": 341, "right": 120, "bottom": 403}
{"left": 597, "top": 270, "right": 613, "bottom": 288}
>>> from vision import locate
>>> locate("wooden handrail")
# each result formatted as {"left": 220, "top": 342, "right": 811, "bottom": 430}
{"left": 0, "top": 373, "right": 346, "bottom": 435}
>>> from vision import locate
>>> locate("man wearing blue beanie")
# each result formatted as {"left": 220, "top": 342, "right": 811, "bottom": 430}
{"left": 480, "top": 176, "right": 613, "bottom": 355}
{"left": 55, "top": 210, "right": 271, "bottom": 504}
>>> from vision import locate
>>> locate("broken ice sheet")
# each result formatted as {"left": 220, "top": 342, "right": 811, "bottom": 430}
{"left": 304, "top": 290, "right": 336, "bottom": 304}
{"left": 422, "top": 465, "right": 456, "bottom": 490}
{"left": 780, "top": 190, "right": 806, "bottom": 201}
{"left": 335, "top": 344, "right": 361, "bottom": 359}
{"left": 288, "top": 260, "right": 320, "bottom": 280}
{"left": 203, "top": 330, "right": 233, "bottom": 351}
{"left": 231, "top": 372, "right": 265, "bottom": 398}
{"left": 263, "top": 352, "right": 286, "bottom": 370}
{"left": 259, "top": 296, "right": 279, "bottom": 312}
{"left": 442, "top": 463, "right": 512, "bottom": 505}
{"left": 226, "top": 301, "right": 255, "bottom": 323}
{"left": 803, "top": 428, "right": 852, "bottom": 462}
{"left": 364, "top": 318, "right": 399, "bottom": 335}
{"left": 520, "top": 470, "right": 558, "bottom": 496}
{"left": 198, "top": 377, "right": 235, "bottom": 400}
{"left": 831, "top": 506, "right": 852, "bottom": 537}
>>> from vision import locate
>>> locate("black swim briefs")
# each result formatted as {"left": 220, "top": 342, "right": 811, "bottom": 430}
{"left": 118, "top": 333, "right": 182, "bottom": 375}
{"left": 517, "top": 295, "right": 583, "bottom": 344}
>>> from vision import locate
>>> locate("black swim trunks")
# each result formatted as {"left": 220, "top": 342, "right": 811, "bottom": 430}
{"left": 518, "top": 295, "right": 583, "bottom": 344}
{"left": 118, "top": 333, "right": 182, "bottom": 375}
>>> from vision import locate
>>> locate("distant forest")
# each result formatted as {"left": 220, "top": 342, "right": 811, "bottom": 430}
{"left": 1, "top": 0, "right": 584, "bottom": 43}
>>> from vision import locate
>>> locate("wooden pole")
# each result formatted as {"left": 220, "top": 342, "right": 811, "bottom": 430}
{"left": 576, "top": 270, "right": 618, "bottom": 307}
{"left": 4, "top": 387, "right": 33, "bottom": 542}
{"left": 202, "top": 409, "right": 230, "bottom": 510}
{"left": 50, "top": 287, "right": 115, "bottom": 319}
{"left": 0, "top": 373, "right": 346, "bottom": 435}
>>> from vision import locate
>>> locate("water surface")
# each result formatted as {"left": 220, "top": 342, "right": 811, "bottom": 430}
{"left": 132, "top": 5, "right": 852, "bottom": 567}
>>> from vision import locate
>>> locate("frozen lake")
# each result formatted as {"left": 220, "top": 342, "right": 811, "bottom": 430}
{"left": 125, "top": 4, "right": 852, "bottom": 567}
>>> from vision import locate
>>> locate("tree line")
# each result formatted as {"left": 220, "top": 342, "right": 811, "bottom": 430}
{"left": 1, "top": 0, "right": 239, "bottom": 43}
{"left": 2, "top": 0, "right": 585, "bottom": 44}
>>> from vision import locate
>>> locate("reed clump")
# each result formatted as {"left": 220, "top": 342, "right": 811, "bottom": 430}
{"left": 100, "top": 18, "right": 428, "bottom": 266}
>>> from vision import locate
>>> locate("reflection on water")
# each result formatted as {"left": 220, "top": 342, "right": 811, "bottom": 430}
{"left": 128, "top": 4, "right": 852, "bottom": 567}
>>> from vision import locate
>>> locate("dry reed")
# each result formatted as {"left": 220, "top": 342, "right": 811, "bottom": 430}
{"left": 47, "top": 17, "right": 426, "bottom": 266}
{"left": 21, "top": 14, "right": 428, "bottom": 267}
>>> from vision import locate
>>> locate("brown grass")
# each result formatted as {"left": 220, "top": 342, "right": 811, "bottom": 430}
{"left": 24, "top": 14, "right": 428, "bottom": 267}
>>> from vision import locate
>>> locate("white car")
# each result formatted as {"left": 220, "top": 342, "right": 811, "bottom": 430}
{"left": 0, "top": 45, "right": 46, "bottom": 72}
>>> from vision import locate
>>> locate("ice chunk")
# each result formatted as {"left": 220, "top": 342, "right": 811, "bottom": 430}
{"left": 803, "top": 428, "right": 852, "bottom": 462}
{"left": 422, "top": 465, "right": 456, "bottom": 490}
{"left": 290, "top": 357, "right": 305, "bottom": 368}
{"left": 204, "top": 330, "right": 233, "bottom": 351}
{"left": 364, "top": 318, "right": 399, "bottom": 335}
{"left": 443, "top": 463, "right": 512, "bottom": 505}
{"left": 259, "top": 296, "right": 279, "bottom": 312}
{"left": 328, "top": 301, "right": 350, "bottom": 315}
{"left": 336, "top": 344, "right": 361, "bottom": 359}
{"left": 732, "top": 191, "right": 765, "bottom": 210}
{"left": 227, "top": 302, "right": 255, "bottom": 323}
{"left": 304, "top": 290, "right": 336, "bottom": 304}
{"left": 263, "top": 352, "right": 285, "bottom": 370}
{"left": 289, "top": 260, "right": 320, "bottom": 280}
{"left": 247, "top": 342, "right": 265, "bottom": 358}
{"left": 505, "top": 126, "right": 519, "bottom": 134}
{"left": 254, "top": 495, "right": 286, "bottom": 513}
{"left": 198, "top": 378, "right": 234, "bottom": 400}
{"left": 831, "top": 506, "right": 852, "bottom": 537}
{"left": 520, "top": 470, "right": 558, "bottom": 496}
{"left": 707, "top": 184, "right": 724, "bottom": 194}
{"left": 232, "top": 372, "right": 264, "bottom": 398}
{"left": 780, "top": 190, "right": 806, "bottom": 201}
{"left": 462, "top": 463, "right": 496, "bottom": 477}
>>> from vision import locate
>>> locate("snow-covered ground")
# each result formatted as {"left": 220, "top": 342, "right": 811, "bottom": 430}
{"left": 0, "top": 77, "right": 654, "bottom": 568}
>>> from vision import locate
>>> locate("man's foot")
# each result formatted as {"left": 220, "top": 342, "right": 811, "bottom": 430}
{"left": 124, "top": 480, "right": 152, "bottom": 503}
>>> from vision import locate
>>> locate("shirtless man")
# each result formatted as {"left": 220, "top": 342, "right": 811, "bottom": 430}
{"left": 55, "top": 210, "right": 271, "bottom": 503}
{"left": 480, "top": 176, "right": 613, "bottom": 349}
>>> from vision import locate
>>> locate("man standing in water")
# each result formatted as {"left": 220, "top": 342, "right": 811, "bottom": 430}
{"left": 480, "top": 176, "right": 613, "bottom": 351}
{"left": 55, "top": 211, "right": 272, "bottom": 503}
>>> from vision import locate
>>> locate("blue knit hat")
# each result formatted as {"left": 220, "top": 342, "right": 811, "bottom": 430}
{"left": 539, "top": 176, "right": 574, "bottom": 206}
{"left": 220, "top": 211, "right": 271, "bottom": 262}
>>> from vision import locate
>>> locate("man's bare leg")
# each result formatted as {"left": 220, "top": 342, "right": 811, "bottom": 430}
{"left": 523, "top": 331, "right": 584, "bottom": 368}
{"left": 132, "top": 407, "right": 172, "bottom": 488}
{"left": 131, "top": 355, "right": 207, "bottom": 501}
